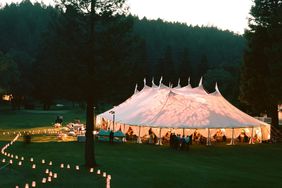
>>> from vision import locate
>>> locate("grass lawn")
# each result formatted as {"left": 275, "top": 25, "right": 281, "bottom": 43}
{"left": 1, "top": 109, "right": 282, "bottom": 188}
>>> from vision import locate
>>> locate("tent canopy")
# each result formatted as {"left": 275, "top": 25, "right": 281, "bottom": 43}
{"left": 99, "top": 78, "right": 269, "bottom": 130}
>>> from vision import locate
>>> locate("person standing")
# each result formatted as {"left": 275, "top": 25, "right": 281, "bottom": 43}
{"left": 109, "top": 130, "right": 114, "bottom": 144}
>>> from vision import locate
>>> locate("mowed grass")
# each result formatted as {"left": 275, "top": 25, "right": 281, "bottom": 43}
{"left": 1, "top": 109, "right": 282, "bottom": 188}
{"left": 2, "top": 141, "right": 282, "bottom": 188}
{"left": 0, "top": 107, "right": 85, "bottom": 129}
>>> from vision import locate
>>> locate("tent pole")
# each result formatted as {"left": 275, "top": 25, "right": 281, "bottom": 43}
{"left": 137, "top": 126, "right": 142, "bottom": 144}
{"left": 158, "top": 128, "right": 162, "bottom": 145}
{"left": 206, "top": 128, "right": 211, "bottom": 146}
{"left": 231, "top": 128, "right": 235, "bottom": 145}
{"left": 250, "top": 127, "right": 254, "bottom": 144}
{"left": 182, "top": 128, "right": 185, "bottom": 136}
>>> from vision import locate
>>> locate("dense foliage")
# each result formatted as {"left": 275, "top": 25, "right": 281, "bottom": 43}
{"left": 240, "top": 0, "right": 282, "bottom": 126}
{"left": 0, "top": 0, "right": 246, "bottom": 109}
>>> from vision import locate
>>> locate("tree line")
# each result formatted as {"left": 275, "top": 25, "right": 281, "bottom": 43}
{"left": 0, "top": 0, "right": 246, "bottom": 111}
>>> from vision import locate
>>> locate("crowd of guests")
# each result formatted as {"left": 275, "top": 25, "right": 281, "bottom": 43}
{"left": 169, "top": 133, "right": 192, "bottom": 151}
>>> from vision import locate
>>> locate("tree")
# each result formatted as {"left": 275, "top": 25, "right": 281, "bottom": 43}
{"left": 0, "top": 52, "right": 20, "bottom": 95}
{"left": 156, "top": 46, "right": 176, "bottom": 85}
{"left": 178, "top": 47, "right": 192, "bottom": 86}
{"left": 240, "top": 0, "right": 282, "bottom": 126}
{"left": 190, "top": 54, "right": 209, "bottom": 87}
{"left": 39, "top": 0, "right": 132, "bottom": 167}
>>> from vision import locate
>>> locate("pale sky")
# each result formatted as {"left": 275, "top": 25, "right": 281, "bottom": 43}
{"left": 1, "top": 0, "right": 253, "bottom": 34}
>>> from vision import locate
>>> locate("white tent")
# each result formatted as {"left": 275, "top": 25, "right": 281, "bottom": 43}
{"left": 98, "top": 78, "right": 271, "bottom": 144}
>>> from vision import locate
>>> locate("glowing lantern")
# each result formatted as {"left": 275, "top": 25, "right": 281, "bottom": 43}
{"left": 42, "top": 178, "right": 46, "bottom": 184}
{"left": 31, "top": 181, "right": 36, "bottom": 187}
{"left": 76, "top": 165, "right": 79, "bottom": 170}
{"left": 45, "top": 169, "right": 49, "bottom": 174}
{"left": 32, "top": 164, "right": 36, "bottom": 169}
{"left": 107, "top": 175, "right": 111, "bottom": 180}
{"left": 103, "top": 172, "right": 106, "bottom": 177}
{"left": 97, "top": 169, "right": 101, "bottom": 174}
{"left": 60, "top": 163, "right": 64, "bottom": 168}
{"left": 42, "top": 159, "right": 45, "bottom": 164}
{"left": 48, "top": 177, "right": 52, "bottom": 182}
{"left": 2, "top": 94, "right": 12, "bottom": 101}
{"left": 90, "top": 168, "right": 94, "bottom": 173}
{"left": 53, "top": 173, "right": 58, "bottom": 178}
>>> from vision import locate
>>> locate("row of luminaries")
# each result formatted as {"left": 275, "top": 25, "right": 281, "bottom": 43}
{"left": 1, "top": 133, "right": 111, "bottom": 188}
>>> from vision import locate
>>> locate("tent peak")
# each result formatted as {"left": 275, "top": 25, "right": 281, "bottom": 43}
{"left": 134, "top": 84, "right": 139, "bottom": 94}
{"left": 152, "top": 77, "right": 157, "bottom": 87}
{"left": 143, "top": 78, "right": 146, "bottom": 86}
{"left": 177, "top": 78, "right": 181, "bottom": 87}
{"left": 215, "top": 82, "right": 221, "bottom": 95}
{"left": 159, "top": 76, "right": 163, "bottom": 88}
{"left": 198, "top": 77, "right": 203, "bottom": 87}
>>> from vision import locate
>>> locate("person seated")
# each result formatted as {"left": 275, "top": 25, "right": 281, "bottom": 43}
{"left": 162, "top": 131, "right": 171, "bottom": 145}
{"left": 239, "top": 132, "right": 246, "bottom": 142}
{"left": 222, "top": 135, "right": 227, "bottom": 142}
{"left": 244, "top": 134, "right": 249, "bottom": 143}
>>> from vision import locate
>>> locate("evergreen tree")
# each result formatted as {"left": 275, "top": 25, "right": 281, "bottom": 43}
{"left": 240, "top": 0, "right": 282, "bottom": 126}
{"left": 37, "top": 0, "right": 132, "bottom": 167}
{"left": 162, "top": 46, "right": 176, "bottom": 85}
{"left": 179, "top": 47, "right": 192, "bottom": 86}
{"left": 194, "top": 54, "right": 208, "bottom": 86}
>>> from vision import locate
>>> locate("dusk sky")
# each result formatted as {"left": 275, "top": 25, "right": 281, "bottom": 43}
{"left": 0, "top": 0, "right": 253, "bottom": 34}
